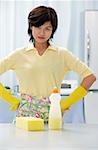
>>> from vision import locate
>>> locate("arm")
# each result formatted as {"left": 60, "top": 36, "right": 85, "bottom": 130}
{"left": 60, "top": 74, "right": 96, "bottom": 112}
{"left": 0, "top": 50, "right": 20, "bottom": 111}
{"left": 80, "top": 74, "right": 96, "bottom": 90}
{"left": 0, "top": 83, "right": 20, "bottom": 111}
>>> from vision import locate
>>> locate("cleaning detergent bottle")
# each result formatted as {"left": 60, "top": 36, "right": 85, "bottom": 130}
{"left": 48, "top": 88, "right": 62, "bottom": 130}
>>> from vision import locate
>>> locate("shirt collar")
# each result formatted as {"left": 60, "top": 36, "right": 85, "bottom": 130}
{"left": 25, "top": 42, "right": 57, "bottom": 52}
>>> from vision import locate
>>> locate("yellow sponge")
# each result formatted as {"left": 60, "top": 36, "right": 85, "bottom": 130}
{"left": 16, "top": 117, "right": 44, "bottom": 131}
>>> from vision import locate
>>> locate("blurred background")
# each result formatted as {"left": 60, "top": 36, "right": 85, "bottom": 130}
{"left": 0, "top": 0, "right": 98, "bottom": 124}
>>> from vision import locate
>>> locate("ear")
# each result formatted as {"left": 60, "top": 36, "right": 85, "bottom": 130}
{"left": 30, "top": 27, "right": 32, "bottom": 30}
{"left": 30, "top": 26, "right": 33, "bottom": 30}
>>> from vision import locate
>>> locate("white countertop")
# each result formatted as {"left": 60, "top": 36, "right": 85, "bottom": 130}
{"left": 0, "top": 123, "right": 98, "bottom": 150}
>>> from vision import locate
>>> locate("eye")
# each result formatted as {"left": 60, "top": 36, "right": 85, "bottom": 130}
{"left": 46, "top": 27, "right": 52, "bottom": 31}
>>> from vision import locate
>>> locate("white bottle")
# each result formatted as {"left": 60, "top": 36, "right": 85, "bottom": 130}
{"left": 48, "top": 88, "right": 62, "bottom": 130}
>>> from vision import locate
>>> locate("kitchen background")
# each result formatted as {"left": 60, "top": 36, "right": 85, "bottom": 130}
{"left": 0, "top": 0, "right": 98, "bottom": 123}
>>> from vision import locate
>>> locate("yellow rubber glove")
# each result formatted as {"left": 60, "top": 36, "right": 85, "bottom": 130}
{"left": 0, "top": 83, "right": 20, "bottom": 111}
{"left": 60, "top": 85, "right": 87, "bottom": 112}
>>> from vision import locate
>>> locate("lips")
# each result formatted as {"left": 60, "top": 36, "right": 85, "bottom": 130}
{"left": 38, "top": 36, "right": 45, "bottom": 39}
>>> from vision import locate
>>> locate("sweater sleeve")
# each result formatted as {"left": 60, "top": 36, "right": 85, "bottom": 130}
{"left": 0, "top": 49, "right": 20, "bottom": 75}
{"left": 63, "top": 49, "right": 93, "bottom": 79}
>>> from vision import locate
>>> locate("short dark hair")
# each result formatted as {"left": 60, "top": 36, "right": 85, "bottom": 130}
{"left": 28, "top": 6, "right": 58, "bottom": 42}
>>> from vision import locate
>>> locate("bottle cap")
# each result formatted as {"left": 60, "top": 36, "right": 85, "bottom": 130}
{"left": 52, "top": 88, "right": 60, "bottom": 93}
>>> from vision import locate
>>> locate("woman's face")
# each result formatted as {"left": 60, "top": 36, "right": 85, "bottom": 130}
{"left": 31, "top": 21, "right": 53, "bottom": 44}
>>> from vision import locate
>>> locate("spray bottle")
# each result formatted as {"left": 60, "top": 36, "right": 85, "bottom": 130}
{"left": 48, "top": 88, "right": 62, "bottom": 130}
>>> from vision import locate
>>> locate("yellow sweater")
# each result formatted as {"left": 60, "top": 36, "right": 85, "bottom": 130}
{"left": 0, "top": 44, "right": 93, "bottom": 97}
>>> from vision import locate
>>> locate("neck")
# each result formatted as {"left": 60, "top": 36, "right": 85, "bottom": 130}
{"left": 34, "top": 42, "right": 49, "bottom": 55}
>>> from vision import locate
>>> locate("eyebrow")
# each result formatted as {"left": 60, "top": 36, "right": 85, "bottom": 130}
{"left": 46, "top": 25, "right": 52, "bottom": 28}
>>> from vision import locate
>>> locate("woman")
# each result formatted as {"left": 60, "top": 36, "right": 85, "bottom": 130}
{"left": 0, "top": 6, "right": 96, "bottom": 123}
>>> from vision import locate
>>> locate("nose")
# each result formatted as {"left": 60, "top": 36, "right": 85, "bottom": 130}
{"left": 39, "top": 29, "right": 45, "bottom": 36}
